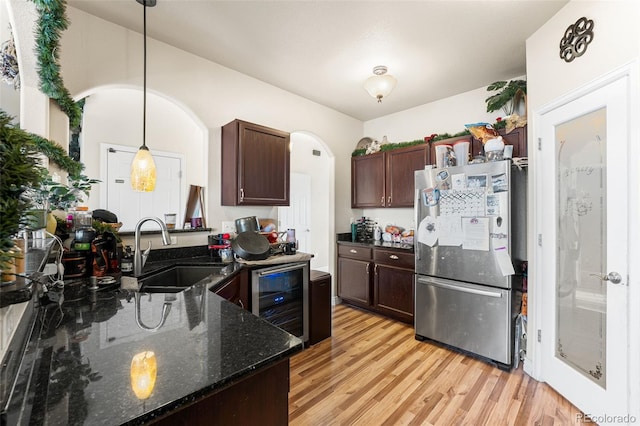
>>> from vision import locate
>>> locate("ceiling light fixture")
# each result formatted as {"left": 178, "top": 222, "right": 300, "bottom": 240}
{"left": 364, "top": 65, "right": 397, "bottom": 103}
{"left": 130, "top": 0, "right": 157, "bottom": 192}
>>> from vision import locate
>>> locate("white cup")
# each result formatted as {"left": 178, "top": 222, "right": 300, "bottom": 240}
{"left": 453, "top": 141, "right": 470, "bottom": 166}
{"left": 164, "top": 213, "right": 177, "bottom": 229}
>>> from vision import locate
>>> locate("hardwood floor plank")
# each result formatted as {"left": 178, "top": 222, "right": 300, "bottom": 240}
{"left": 289, "top": 304, "right": 583, "bottom": 426}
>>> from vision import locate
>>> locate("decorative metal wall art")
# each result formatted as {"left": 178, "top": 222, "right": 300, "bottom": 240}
{"left": 559, "top": 17, "right": 595, "bottom": 63}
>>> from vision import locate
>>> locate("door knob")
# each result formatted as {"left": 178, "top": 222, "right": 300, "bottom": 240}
{"left": 590, "top": 271, "right": 623, "bottom": 284}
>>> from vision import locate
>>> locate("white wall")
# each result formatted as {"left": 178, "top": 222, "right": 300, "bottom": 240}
{"left": 525, "top": 0, "right": 640, "bottom": 412}
{"left": 360, "top": 82, "right": 520, "bottom": 232}
{"left": 80, "top": 88, "right": 206, "bottom": 211}
{"left": 290, "top": 132, "right": 332, "bottom": 272}
{"left": 59, "top": 7, "right": 362, "bottom": 245}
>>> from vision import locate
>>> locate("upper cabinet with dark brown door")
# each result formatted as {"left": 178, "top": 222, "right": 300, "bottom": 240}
{"left": 351, "top": 144, "right": 428, "bottom": 208}
{"left": 221, "top": 119, "right": 290, "bottom": 206}
{"left": 351, "top": 152, "right": 385, "bottom": 208}
{"left": 385, "top": 145, "right": 429, "bottom": 207}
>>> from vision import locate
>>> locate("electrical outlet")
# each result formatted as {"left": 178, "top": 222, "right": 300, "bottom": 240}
{"left": 170, "top": 236, "right": 178, "bottom": 244}
{"left": 221, "top": 221, "right": 235, "bottom": 233}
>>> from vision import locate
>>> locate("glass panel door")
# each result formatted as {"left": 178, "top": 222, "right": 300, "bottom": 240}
{"left": 555, "top": 107, "right": 607, "bottom": 387}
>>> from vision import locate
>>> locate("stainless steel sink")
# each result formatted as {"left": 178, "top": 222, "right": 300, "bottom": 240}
{"left": 138, "top": 265, "right": 226, "bottom": 293}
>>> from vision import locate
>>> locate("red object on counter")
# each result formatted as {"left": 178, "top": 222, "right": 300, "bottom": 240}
{"left": 208, "top": 244, "right": 230, "bottom": 250}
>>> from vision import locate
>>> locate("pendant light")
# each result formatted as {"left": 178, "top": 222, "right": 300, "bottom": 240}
{"left": 130, "top": 0, "right": 157, "bottom": 192}
{"left": 364, "top": 65, "right": 397, "bottom": 103}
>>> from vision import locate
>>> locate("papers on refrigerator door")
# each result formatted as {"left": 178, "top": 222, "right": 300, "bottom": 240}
{"left": 417, "top": 216, "right": 438, "bottom": 247}
{"left": 439, "top": 189, "right": 486, "bottom": 217}
{"left": 494, "top": 246, "right": 516, "bottom": 276}
{"left": 438, "top": 215, "right": 463, "bottom": 246}
{"left": 461, "top": 217, "right": 490, "bottom": 251}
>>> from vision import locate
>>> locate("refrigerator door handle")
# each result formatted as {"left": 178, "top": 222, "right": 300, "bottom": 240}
{"left": 416, "top": 276, "right": 503, "bottom": 299}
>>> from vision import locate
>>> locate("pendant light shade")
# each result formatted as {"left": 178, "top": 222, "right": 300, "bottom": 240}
{"left": 364, "top": 65, "right": 397, "bottom": 103}
{"left": 130, "top": 146, "right": 157, "bottom": 191}
{"left": 130, "top": 0, "right": 157, "bottom": 192}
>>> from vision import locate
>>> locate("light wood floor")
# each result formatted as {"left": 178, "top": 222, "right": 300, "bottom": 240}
{"left": 289, "top": 304, "right": 582, "bottom": 425}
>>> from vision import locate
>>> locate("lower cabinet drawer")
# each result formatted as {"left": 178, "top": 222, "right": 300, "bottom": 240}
{"left": 338, "top": 245, "right": 372, "bottom": 261}
{"left": 373, "top": 249, "right": 414, "bottom": 270}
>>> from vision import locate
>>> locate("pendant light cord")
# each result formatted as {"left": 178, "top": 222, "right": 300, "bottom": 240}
{"left": 142, "top": 2, "right": 147, "bottom": 149}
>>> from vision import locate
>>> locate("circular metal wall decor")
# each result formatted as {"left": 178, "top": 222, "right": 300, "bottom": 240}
{"left": 559, "top": 17, "right": 594, "bottom": 63}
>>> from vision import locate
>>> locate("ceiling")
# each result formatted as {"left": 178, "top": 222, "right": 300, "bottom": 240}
{"left": 66, "top": 0, "right": 569, "bottom": 121}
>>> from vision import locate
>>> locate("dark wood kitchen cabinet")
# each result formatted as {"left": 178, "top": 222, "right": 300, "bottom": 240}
{"left": 154, "top": 358, "right": 290, "bottom": 426}
{"left": 351, "top": 152, "right": 385, "bottom": 208}
{"left": 373, "top": 249, "right": 414, "bottom": 323}
{"left": 221, "top": 119, "right": 290, "bottom": 206}
{"left": 338, "top": 243, "right": 414, "bottom": 324}
{"left": 351, "top": 144, "right": 428, "bottom": 208}
{"left": 309, "top": 270, "right": 332, "bottom": 345}
{"left": 337, "top": 244, "right": 372, "bottom": 308}
{"left": 213, "top": 270, "right": 249, "bottom": 310}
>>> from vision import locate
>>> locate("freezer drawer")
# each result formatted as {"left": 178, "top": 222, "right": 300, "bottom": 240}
{"left": 415, "top": 275, "right": 513, "bottom": 366}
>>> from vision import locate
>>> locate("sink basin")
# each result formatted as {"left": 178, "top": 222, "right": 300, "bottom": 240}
{"left": 139, "top": 265, "right": 226, "bottom": 293}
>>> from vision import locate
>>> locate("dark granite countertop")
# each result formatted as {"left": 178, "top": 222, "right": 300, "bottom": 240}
{"left": 336, "top": 233, "right": 414, "bottom": 252}
{"left": 3, "top": 253, "right": 304, "bottom": 425}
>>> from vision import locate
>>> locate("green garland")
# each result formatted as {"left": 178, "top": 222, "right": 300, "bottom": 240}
{"left": 32, "top": 0, "right": 82, "bottom": 128}
{"left": 352, "top": 131, "right": 472, "bottom": 157}
{"left": 31, "top": 133, "right": 83, "bottom": 176}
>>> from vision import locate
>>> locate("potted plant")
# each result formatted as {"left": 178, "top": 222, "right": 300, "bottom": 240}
{"left": 485, "top": 79, "right": 527, "bottom": 117}
{"left": 0, "top": 111, "right": 44, "bottom": 274}
{"left": 26, "top": 170, "right": 100, "bottom": 234}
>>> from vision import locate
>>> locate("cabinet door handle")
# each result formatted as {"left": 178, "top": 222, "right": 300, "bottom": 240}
{"left": 240, "top": 188, "right": 245, "bottom": 202}
{"left": 389, "top": 255, "right": 399, "bottom": 260}
{"left": 380, "top": 196, "right": 384, "bottom": 206}
{"left": 366, "top": 264, "right": 369, "bottom": 275}
{"left": 349, "top": 249, "right": 357, "bottom": 254}
{"left": 387, "top": 196, "right": 391, "bottom": 205}
{"left": 374, "top": 264, "right": 378, "bottom": 275}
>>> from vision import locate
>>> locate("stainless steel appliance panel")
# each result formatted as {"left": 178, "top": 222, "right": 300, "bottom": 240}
{"left": 414, "top": 275, "right": 512, "bottom": 365}
{"left": 414, "top": 161, "right": 517, "bottom": 289}
{"left": 251, "top": 262, "right": 309, "bottom": 342}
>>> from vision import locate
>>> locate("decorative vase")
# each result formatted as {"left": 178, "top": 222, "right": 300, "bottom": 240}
{"left": 46, "top": 212, "right": 57, "bottom": 235}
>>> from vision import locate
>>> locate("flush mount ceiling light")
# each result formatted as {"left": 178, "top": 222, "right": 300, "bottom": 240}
{"left": 364, "top": 65, "right": 397, "bottom": 103}
{"left": 130, "top": 0, "right": 157, "bottom": 192}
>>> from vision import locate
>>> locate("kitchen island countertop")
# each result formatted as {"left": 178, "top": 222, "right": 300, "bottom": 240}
{"left": 4, "top": 257, "right": 303, "bottom": 425}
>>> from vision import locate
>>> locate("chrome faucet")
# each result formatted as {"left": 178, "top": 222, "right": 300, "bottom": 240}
{"left": 133, "top": 216, "right": 171, "bottom": 276}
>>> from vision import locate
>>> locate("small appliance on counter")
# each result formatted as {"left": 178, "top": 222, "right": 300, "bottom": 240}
{"left": 352, "top": 217, "right": 376, "bottom": 242}
{"left": 208, "top": 234, "right": 233, "bottom": 262}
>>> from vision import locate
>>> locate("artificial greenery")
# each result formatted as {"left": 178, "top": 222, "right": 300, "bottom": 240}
{"left": 379, "top": 139, "right": 425, "bottom": 152}
{"left": 31, "top": 133, "right": 83, "bottom": 175}
{"left": 33, "top": 0, "right": 82, "bottom": 128}
{"left": 485, "top": 80, "right": 527, "bottom": 116}
{"left": 430, "top": 130, "right": 471, "bottom": 142}
{"left": 352, "top": 131, "right": 472, "bottom": 157}
{"left": 28, "top": 170, "right": 99, "bottom": 212}
{"left": 0, "top": 111, "right": 44, "bottom": 270}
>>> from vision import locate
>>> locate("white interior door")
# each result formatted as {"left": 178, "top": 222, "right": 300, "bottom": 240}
{"left": 278, "top": 173, "right": 311, "bottom": 254}
{"left": 105, "top": 145, "right": 183, "bottom": 231}
{"left": 538, "top": 74, "right": 630, "bottom": 421}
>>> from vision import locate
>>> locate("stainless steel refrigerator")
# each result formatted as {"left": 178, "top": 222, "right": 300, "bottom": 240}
{"left": 414, "top": 160, "right": 526, "bottom": 369}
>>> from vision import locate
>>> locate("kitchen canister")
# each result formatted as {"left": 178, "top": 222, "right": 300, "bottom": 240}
{"left": 453, "top": 141, "right": 470, "bottom": 166}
